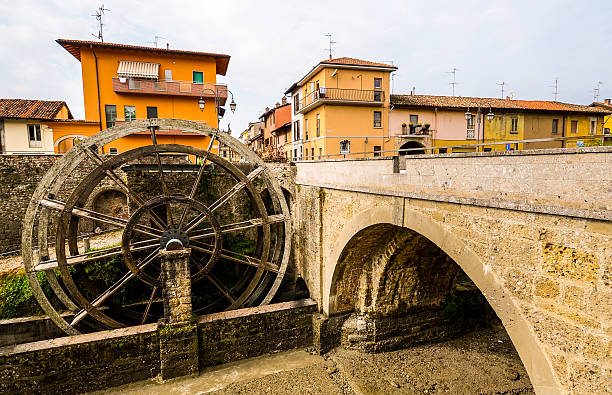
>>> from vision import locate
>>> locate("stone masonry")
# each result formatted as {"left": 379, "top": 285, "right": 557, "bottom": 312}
{"left": 292, "top": 147, "right": 612, "bottom": 394}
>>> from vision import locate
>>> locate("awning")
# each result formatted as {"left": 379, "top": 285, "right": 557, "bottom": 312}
{"left": 117, "top": 61, "right": 160, "bottom": 79}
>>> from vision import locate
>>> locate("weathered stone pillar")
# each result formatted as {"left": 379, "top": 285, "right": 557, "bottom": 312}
{"left": 157, "top": 248, "right": 199, "bottom": 380}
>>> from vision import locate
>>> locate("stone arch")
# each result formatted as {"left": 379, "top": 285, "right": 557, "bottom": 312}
{"left": 86, "top": 187, "right": 129, "bottom": 232}
{"left": 55, "top": 134, "right": 89, "bottom": 154}
{"left": 325, "top": 205, "right": 560, "bottom": 394}
{"left": 399, "top": 141, "right": 425, "bottom": 155}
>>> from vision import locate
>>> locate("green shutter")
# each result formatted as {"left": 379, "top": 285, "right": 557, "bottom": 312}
{"left": 193, "top": 71, "right": 203, "bottom": 84}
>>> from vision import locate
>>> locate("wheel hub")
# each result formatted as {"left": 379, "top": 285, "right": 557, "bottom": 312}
{"left": 160, "top": 228, "right": 189, "bottom": 249}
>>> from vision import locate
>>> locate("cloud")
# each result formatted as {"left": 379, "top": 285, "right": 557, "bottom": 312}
{"left": 1, "top": 0, "right": 611, "bottom": 136}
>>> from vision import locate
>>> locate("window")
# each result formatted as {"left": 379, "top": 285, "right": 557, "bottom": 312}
{"left": 410, "top": 114, "right": 418, "bottom": 124}
{"left": 124, "top": 105, "right": 136, "bottom": 121}
{"left": 146, "top": 106, "right": 158, "bottom": 119}
{"left": 294, "top": 120, "right": 300, "bottom": 140}
{"left": 373, "top": 111, "right": 382, "bottom": 128}
{"left": 374, "top": 78, "right": 383, "bottom": 102}
{"left": 311, "top": 147, "right": 314, "bottom": 159}
{"left": 293, "top": 93, "right": 300, "bottom": 114}
{"left": 305, "top": 119, "right": 309, "bottom": 140}
{"left": 484, "top": 147, "right": 493, "bottom": 152}
{"left": 105, "top": 105, "right": 117, "bottom": 128}
{"left": 374, "top": 78, "right": 382, "bottom": 89}
{"left": 192, "top": 71, "right": 203, "bottom": 84}
{"left": 316, "top": 114, "right": 320, "bottom": 137}
{"left": 164, "top": 69, "right": 172, "bottom": 81}
{"left": 294, "top": 149, "right": 297, "bottom": 159}
{"left": 373, "top": 146, "right": 381, "bottom": 156}
{"left": 319, "top": 147, "right": 322, "bottom": 159}
{"left": 552, "top": 119, "right": 559, "bottom": 134}
{"left": 340, "top": 140, "right": 350, "bottom": 154}
{"left": 374, "top": 90, "right": 382, "bottom": 102}
{"left": 570, "top": 120, "right": 578, "bottom": 134}
{"left": 466, "top": 115, "right": 475, "bottom": 130}
{"left": 222, "top": 150, "right": 227, "bottom": 158}
{"left": 510, "top": 118, "right": 518, "bottom": 133}
{"left": 590, "top": 120, "right": 596, "bottom": 134}
{"left": 109, "top": 147, "right": 118, "bottom": 155}
{"left": 28, "top": 124, "right": 41, "bottom": 148}
{"left": 438, "top": 148, "right": 447, "bottom": 154}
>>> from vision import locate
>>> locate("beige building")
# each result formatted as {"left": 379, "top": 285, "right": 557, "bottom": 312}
{"left": 0, "top": 99, "right": 75, "bottom": 154}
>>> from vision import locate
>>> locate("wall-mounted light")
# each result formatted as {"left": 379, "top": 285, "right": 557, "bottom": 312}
{"left": 198, "top": 97, "right": 205, "bottom": 111}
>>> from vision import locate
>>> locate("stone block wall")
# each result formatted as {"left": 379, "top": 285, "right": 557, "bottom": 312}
{"left": 0, "top": 299, "right": 317, "bottom": 393}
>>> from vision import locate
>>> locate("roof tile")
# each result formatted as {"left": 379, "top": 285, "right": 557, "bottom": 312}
{"left": 0, "top": 99, "right": 72, "bottom": 120}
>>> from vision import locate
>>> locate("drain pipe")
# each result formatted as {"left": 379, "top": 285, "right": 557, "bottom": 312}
{"left": 91, "top": 46, "right": 103, "bottom": 133}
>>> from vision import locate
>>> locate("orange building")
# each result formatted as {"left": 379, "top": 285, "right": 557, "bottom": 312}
{"left": 258, "top": 97, "right": 291, "bottom": 160}
{"left": 55, "top": 39, "right": 231, "bottom": 153}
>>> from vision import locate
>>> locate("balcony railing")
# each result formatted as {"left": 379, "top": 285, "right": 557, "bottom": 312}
{"left": 112, "top": 77, "right": 228, "bottom": 102}
{"left": 298, "top": 87, "right": 385, "bottom": 112}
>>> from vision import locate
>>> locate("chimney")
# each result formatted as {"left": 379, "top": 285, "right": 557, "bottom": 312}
{"left": 265, "top": 107, "right": 270, "bottom": 113}
{"left": 281, "top": 96, "right": 287, "bottom": 105}
{"left": 605, "top": 98, "right": 611, "bottom": 104}
{"left": 275, "top": 102, "right": 280, "bottom": 108}
{"left": 506, "top": 96, "right": 510, "bottom": 101}
{"left": 166, "top": 43, "right": 169, "bottom": 49}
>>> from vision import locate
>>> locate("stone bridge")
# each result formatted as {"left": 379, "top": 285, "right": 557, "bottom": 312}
{"left": 278, "top": 147, "right": 611, "bottom": 394}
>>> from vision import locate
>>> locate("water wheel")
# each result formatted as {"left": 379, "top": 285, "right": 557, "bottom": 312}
{"left": 21, "top": 119, "right": 291, "bottom": 335}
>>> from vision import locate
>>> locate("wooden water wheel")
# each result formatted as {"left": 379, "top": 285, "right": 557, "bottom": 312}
{"left": 21, "top": 119, "right": 291, "bottom": 335}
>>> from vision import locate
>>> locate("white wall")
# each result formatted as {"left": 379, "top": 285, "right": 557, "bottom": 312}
{"left": 3, "top": 119, "right": 54, "bottom": 153}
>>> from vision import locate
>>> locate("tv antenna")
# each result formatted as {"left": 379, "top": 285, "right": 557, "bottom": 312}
{"left": 497, "top": 81, "right": 506, "bottom": 98}
{"left": 147, "top": 36, "right": 166, "bottom": 48}
{"left": 552, "top": 78, "right": 559, "bottom": 101}
{"left": 324, "top": 33, "right": 336, "bottom": 60}
{"left": 91, "top": 4, "right": 110, "bottom": 42}
{"left": 593, "top": 81, "right": 603, "bottom": 101}
{"left": 447, "top": 68, "right": 458, "bottom": 96}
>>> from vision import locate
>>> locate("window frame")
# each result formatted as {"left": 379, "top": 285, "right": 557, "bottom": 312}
{"left": 570, "top": 120, "right": 578, "bottom": 134}
{"left": 373, "top": 146, "right": 381, "bottom": 157}
{"left": 105, "top": 105, "right": 117, "bottom": 128}
{"left": 510, "top": 117, "right": 519, "bottom": 134}
{"left": 27, "top": 124, "right": 42, "bottom": 148}
{"left": 192, "top": 71, "right": 204, "bottom": 84}
{"left": 552, "top": 119, "right": 559, "bottom": 134}
{"left": 109, "top": 147, "right": 118, "bottom": 155}
{"left": 124, "top": 105, "right": 136, "bottom": 122}
{"left": 146, "top": 106, "right": 158, "bottom": 119}
{"left": 316, "top": 114, "right": 321, "bottom": 137}
{"left": 374, "top": 78, "right": 382, "bottom": 89}
{"left": 373, "top": 111, "right": 382, "bottom": 128}
{"left": 340, "top": 139, "right": 350, "bottom": 154}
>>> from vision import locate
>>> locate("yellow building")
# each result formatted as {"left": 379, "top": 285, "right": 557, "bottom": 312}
{"left": 590, "top": 99, "right": 612, "bottom": 137}
{"left": 55, "top": 39, "right": 231, "bottom": 154}
{"left": 285, "top": 57, "right": 397, "bottom": 159}
{"left": 389, "top": 95, "right": 610, "bottom": 153}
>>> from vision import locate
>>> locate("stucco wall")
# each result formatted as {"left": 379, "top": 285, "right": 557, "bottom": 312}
{"left": 2, "top": 119, "right": 54, "bottom": 153}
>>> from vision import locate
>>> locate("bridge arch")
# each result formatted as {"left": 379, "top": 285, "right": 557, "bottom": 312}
{"left": 324, "top": 205, "right": 560, "bottom": 394}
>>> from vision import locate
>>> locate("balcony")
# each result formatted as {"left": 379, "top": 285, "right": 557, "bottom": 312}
{"left": 297, "top": 87, "right": 385, "bottom": 113}
{"left": 112, "top": 78, "right": 227, "bottom": 104}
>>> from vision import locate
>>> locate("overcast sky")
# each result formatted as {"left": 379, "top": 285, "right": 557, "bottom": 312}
{"left": 1, "top": 0, "right": 610, "bottom": 136}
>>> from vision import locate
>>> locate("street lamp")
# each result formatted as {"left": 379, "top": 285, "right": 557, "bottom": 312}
{"left": 198, "top": 87, "right": 237, "bottom": 128}
{"left": 465, "top": 103, "right": 495, "bottom": 151}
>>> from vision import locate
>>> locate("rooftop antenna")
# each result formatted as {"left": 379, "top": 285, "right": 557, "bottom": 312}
{"left": 147, "top": 36, "right": 166, "bottom": 48}
{"left": 593, "top": 81, "right": 603, "bottom": 101}
{"left": 552, "top": 78, "right": 559, "bottom": 101}
{"left": 497, "top": 81, "right": 506, "bottom": 98}
{"left": 447, "top": 68, "right": 458, "bottom": 96}
{"left": 324, "top": 33, "right": 336, "bottom": 60}
{"left": 91, "top": 4, "right": 110, "bottom": 42}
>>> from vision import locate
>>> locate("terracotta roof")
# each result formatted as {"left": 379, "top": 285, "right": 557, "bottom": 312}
{"left": 390, "top": 94, "right": 610, "bottom": 114}
{"left": 0, "top": 99, "right": 73, "bottom": 120}
{"left": 320, "top": 57, "right": 397, "bottom": 69}
{"left": 591, "top": 101, "right": 612, "bottom": 110}
{"left": 56, "top": 39, "right": 231, "bottom": 76}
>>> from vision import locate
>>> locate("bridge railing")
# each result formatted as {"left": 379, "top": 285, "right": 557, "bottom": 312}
{"left": 296, "top": 134, "right": 612, "bottom": 161}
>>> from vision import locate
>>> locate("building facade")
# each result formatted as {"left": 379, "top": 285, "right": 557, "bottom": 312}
{"left": 285, "top": 57, "right": 397, "bottom": 160}
{"left": 244, "top": 121, "right": 264, "bottom": 153}
{"left": 259, "top": 98, "right": 291, "bottom": 161}
{"left": 0, "top": 99, "right": 97, "bottom": 154}
{"left": 56, "top": 39, "right": 232, "bottom": 154}
{"left": 390, "top": 95, "right": 610, "bottom": 153}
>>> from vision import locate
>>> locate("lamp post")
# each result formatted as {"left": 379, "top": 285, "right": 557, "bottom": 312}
{"left": 198, "top": 87, "right": 236, "bottom": 130}
{"left": 465, "top": 103, "right": 494, "bottom": 151}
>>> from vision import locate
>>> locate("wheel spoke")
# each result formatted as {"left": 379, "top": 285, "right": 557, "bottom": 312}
{"left": 84, "top": 146, "right": 167, "bottom": 230}
{"left": 34, "top": 239, "right": 159, "bottom": 271}
{"left": 178, "top": 135, "right": 217, "bottom": 229}
{"left": 141, "top": 285, "right": 159, "bottom": 325}
{"left": 190, "top": 240, "right": 280, "bottom": 273}
{"left": 205, "top": 272, "right": 236, "bottom": 304}
{"left": 70, "top": 247, "right": 160, "bottom": 326}
{"left": 41, "top": 198, "right": 161, "bottom": 238}
{"left": 189, "top": 214, "right": 287, "bottom": 241}
{"left": 184, "top": 167, "right": 265, "bottom": 233}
